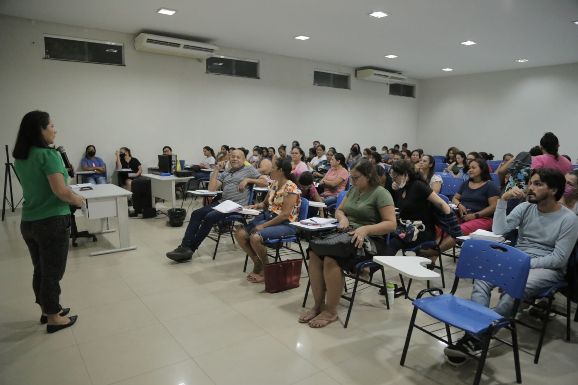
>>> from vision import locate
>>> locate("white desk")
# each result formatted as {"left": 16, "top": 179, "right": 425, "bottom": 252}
{"left": 142, "top": 173, "right": 194, "bottom": 208}
{"left": 308, "top": 201, "right": 327, "bottom": 208}
{"left": 74, "top": 184, "right": 136, "bottom": 256}
{"left": 373, "top": 256, "right": 440, "bottom": 299}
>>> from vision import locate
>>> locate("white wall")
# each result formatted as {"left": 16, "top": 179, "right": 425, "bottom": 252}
{"left": 417, "top": 63, "right": 578, "bottom": 159}
{"left": 0, "top": 14, "right": 417, "bottom": 197}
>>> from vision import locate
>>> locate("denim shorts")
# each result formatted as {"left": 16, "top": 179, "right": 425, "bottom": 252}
{"left": 245, "top": 211, "right": 297, "bottom": 241}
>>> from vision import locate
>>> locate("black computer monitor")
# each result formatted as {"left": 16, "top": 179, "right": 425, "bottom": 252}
{"left": 158, "top": 155, "right": 175, "bottom": 174}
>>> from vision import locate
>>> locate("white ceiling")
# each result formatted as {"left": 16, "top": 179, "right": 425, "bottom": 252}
{"left": 1, "top": 0, "right": 578, "bottom": 79}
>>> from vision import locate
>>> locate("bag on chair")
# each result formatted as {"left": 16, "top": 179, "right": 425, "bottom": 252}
{"left": 264, "top": 259, "right": 303, "bottom": 293}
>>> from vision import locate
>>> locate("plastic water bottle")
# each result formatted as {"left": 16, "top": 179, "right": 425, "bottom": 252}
{"left": 386, "top": 282, "right": 395, "bottom": 306}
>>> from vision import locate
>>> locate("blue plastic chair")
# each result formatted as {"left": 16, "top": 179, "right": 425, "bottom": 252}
{"left": 400, "top": 239, "right": 531, "bottom": 385}
{"left": 433, "top": 155, "right": 446, "bottom": 165}
{"left": 243, "top": 197, "right": 310, "bottom": 272}
{"left": 487, "top": 160, "right": 502, "bottom": 171}
{"left": 490, "top": 173, "right": 501, "bottom": 188}
{"left": 439, "top": 174, "right": 463, "bottom": 200}
{"left": 434, "top": 162, "right": 448, "bottom": 173}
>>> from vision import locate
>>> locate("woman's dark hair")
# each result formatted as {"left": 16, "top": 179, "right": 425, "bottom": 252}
{"left": 562, "top": 154, "right": 571, "bottom": 162}
{"left": 422, "top": 154, "right": 436, "bottom": 182}
{"left": 316, "top": 144, "right": 326, "bottom": 152}
{"left": 221, "top": 144, "right": 230, "bottom": 152}
{"left": 400, "top": 149, "right": 411, "bottom": 159}
{"left": 370, "top": 151, "right": 382, "bottom": 164}
{"left": 203, "top": 146, "right": 215, "bottom": 157}
{"left": 479, "top": 151, "right": 494, "bottom": 160}
{"left": 85, "top": 145, "right": 96, "bottom": 157}
{"left": 291, "top": 146, "right": 305, "bottom": 161}
{"left": 352, "top": 159, "right": 379, "bottom": 187}
{"left": 502, "top": 152, "right": 514, "bottom": 161}
{"left": 268, "top": 146, "right": 276, "bottom": 154}
{"left": 292, "top": 140, "right": 300, "bottom": 148}
{"left": 13, "top": 110, "right": 51, "bottom": 159}
{"left": 469, "top": 159, "right": 491, "bottom": 182}
{"left": 333, "top": 152, "right": 347, "bottom": 168}
{"left": 298, "top": 171, "right": 314, "bottom": 186}
{"left": 363, "top": 148, "right": 372, "bottom": 157}
{"left": 540, "top": 132, "right": 560, "bottom": 160}
{"left": 412, "top": 148, "right": 424, "bottom": 157}
{"left": 121, "top": 147, "right": 132, "bottom": 157}
{"left": 349, "top": 145, "right": 360, "bottom": 156}
{"left": 455, "top": 151, "right": 467, "bottom": 164}
{"left": 531, "top": 168, "right": 566, "bottom": 201}
{"left": 278, "top": 144, "right": 286, "bottom": 151}
{"left": 329, "top": 147, "right": 336, "bottom": 153}
{"left": 275, "top": 158, "right": 295, "bottom": 182}
{"left": 162, "top": 146, "right": 172, "bottom": 152}
{"left": 445, "top": 146, "right": 459, "bottom": 162}
{"left": 529, "top": 145, "right": 543, "bottom": 156}
{"left": 370, "top": 146, "right": 377, "bottom": 151}
{"left": 467, "top": 152, "right": 481, "bottom": 161}
{"left": 391, "top": 159, "right": 424, "bottom": 183}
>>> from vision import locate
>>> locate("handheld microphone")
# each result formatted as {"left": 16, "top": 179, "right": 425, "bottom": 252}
{"left": 56, "top": 146, "right": 75, "bottom": 178}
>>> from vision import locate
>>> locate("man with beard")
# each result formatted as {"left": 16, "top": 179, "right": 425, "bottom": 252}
{"left": 444, "top": 168, "right": 578, "bottom": 365}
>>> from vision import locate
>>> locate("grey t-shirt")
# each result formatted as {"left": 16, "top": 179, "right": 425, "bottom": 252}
{"left": 493, "top": 200, "right": 578, "bottom": 271}
{"left": 218, "top": 165, "right": 262, "bottom": 205}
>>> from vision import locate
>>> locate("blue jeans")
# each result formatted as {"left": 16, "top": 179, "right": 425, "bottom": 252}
{"left": 85, "top": 175, "right": 107, "bottom": 184}
{"left": 181, "top": 203, "right": 232, "bottom": 250}
{"left": 244, "top": 211, "right": 296, "bottom": 241}
{"left": 470, "top": 268, "right": 565, "bottom": 317}
{"left": 324, "top": 195, "right": 337, "bottom": 207}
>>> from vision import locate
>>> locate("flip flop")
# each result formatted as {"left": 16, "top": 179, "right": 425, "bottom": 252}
{"left": 247, "top": 273, "right": 265, "bottom": 283}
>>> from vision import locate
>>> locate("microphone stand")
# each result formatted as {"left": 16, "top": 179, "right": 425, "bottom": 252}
{"left": 2, "top": 144, "right": 23, "bottom": 221}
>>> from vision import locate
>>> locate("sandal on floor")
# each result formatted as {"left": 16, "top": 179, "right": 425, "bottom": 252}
{"left": 246, "top": 273, "right": 264, "bottom": 283}
{"left": 298, "top": 309, "right": 320, "bottom": 323}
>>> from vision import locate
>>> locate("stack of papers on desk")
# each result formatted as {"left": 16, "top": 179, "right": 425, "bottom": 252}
{"left": 470, "top": 229, "right": 505, "bottom": 242}
{"left": 300, "top": 217, "right": 337, "bottom": 226}
{"left": 213, "top": 200, "right": 243, "bottom": 213}
{"left": 70, "top": 183, "right": 93, "bottom": 190}
{"left": 190, "top": 190, "right": 220, "bottom": 196}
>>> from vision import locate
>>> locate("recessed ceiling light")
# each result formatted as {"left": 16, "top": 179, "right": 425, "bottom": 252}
{"left": 294, "top": 35, "right": 310, "bottom": 41}
{"left": 573, "top": 20, "right": 578, "bottom": 25}
{"left": 442, "top": 68, "right": 454, "bottom": 72}
{"left": 384, "top": 54, "right": 398, "bottom": 59}
{"left": 515, "top": 59, "right": 529, "bottom": 63}
{"left": 157, "top": 8, "right": 176, "bottom": 16}
{"left": 369, "top": 11, "right": 388, "bottom": 18}
{"left": 460, "top": 40, "right": 477, "bottom": 46}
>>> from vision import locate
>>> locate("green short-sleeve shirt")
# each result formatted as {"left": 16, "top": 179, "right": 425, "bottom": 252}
{"left": 342, "top": 185, "right": 394, "bottom": 228}
{"left": 14, "top": 146, "right": 71, "bottom": 221}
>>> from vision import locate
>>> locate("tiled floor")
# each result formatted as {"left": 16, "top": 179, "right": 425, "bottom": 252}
{"left": 1, "top": 201, "right": 576, "bottom": 385}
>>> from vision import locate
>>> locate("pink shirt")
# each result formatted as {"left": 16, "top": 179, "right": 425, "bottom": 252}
{"left": 531, "top": 154, "right": 572, "bottom": 174}
{"left": 321, "top": 167, "right": 349, "bottom": 197}
{"left": 291, "top": 161, "right": 309, "bottom": 178}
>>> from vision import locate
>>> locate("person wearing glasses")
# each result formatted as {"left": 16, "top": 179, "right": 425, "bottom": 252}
{"left": 299, "top": 159, "right": 396, "bottom": 328}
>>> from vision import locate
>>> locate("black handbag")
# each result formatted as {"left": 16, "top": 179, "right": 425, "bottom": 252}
{"left": 309, "top": 230, "right": 379, "bottom": 259}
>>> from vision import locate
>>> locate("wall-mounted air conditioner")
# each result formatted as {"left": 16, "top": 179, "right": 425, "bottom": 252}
{"left": 355, "top": 67, "right": 407, "bottom": 83}
{"left": 134, "top": 33, "right": 218, "bottom": 59}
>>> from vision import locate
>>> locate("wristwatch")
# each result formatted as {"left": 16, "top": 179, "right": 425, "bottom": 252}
{"left": 474, "top": 213, "right": 480, "bottom": 219}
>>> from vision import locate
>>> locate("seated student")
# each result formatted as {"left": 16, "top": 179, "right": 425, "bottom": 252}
{"left": 115, "top": 147, "right": 142, "bottom": 191}
{"left": 166, "top": 149, "right": 268, "bottom": 262}
{"left": 312, "top": 149, "right": 332, "bottom": 180}
{"left": 445, "top": 146, "right": 459, "bottom": 164}
{"left": 80, "top": 145, "right": 107, "bottom": 184}
{"left": 267, "top": 147, "right": 276, "bottom": 163}
{"left": 418, "top": 154, "right": 442, "bottom": 193}
{"left": 561, "top": 170, "right": 578, "bottom": 215}
{"left": 444, "top": 168, "right": 578, "bottom": 365}
{"left": 161, "top": 146, "right": 181, "bottom": 172}
{"left": 277, "top": 145, "right": 291, "bottom": 162}
{"left": 368, "top": 151, "right": 387, "bottom": 186}
{"left": 309, "top": 144, "right": 327, "bottom": 169}
{"left": 318, "top": 153, "right": 349, "bottom": 206}
{"left": 298, "top": 171, "right": 323, "bottom": 217}
{"left": 439, "top": 159, "right": 500, "bottom": 253}
{"left": 445, "top": 151, "right": 467, "bottom": 177}
{"left": 346, "top": 143, "right": 361, "bottom": 167}
{"left": 190, "top": 146, "right": 216, "bottom": 173}
{"left": 532, "top": 132, "right": 573, "bottom": 174}
{"left": 255, "top": 147, "right": 273, "bottom": 176}
{"left": 387, "top": 160, "right": 451, "bottom": 255}
{"left": 235, "top": 158, "right": 302, "bottom": 283}
{"left": 290, "top": 146, "right": 309, "bottom": 179}
{"left": 249, "top": 146, "right": 260, "bottom": 166}
{"left": 410, "top": 148, "right": 423, "bottom": 170}
{"left": 299, "top": 160, "right": 396, "bottom": 328}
